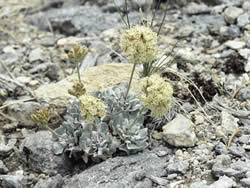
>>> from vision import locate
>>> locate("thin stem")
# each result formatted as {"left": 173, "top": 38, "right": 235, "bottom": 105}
{"left": 125, "top": 0, "right": 130, "bottom": 28}
{"left": 112, "top": 0, "right": 128, "bottom": 27}
{"left": 76, "top": 61, "right": 81, "bottom": 83}
{"left": 150, "top": 0, "right": 161, "bottom": 28}
{"left": 44, "top": 124, "right": 61, "bottom": 141}
{"left": 157, "top": 0, "right": 170, "bottom": 36}
{"left": 125, "top": 63, "right": 137, "bottom": 99}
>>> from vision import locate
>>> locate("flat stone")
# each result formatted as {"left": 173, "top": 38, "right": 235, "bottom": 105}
{"left": 241, "top": 177, "right": 250, "bottom": 186}
{"left": 184, "top": 2, "right": 210, "bottom": 15}
{"left": 166, "top": 160, "right": 189, "bottom": 174}
{"left": 8, "top": 102, "right": 41, "bottom": 128}
{"left": 34, "top": 63, "right": 141, "bottom": 106}
{"left": 29, "top": 48, "right": 46, "bottom": 62}
{"left": 0, "top": 174, "right": 25, "bottom": 188}
{"left": 224, "top": 6, "right": 244, "bottom": 24}
{"left": 239, "top": 48, "right": 250, "bottom": 59}
{"left": 237, "top": 13, "right": 250, "bottom": 28}
{"left": 225, "top": 40, "right": 246, "bottom": 50}
{"left": 0, "top": 144, "right": 13, "bottom": 158}
{"left": 34, "top": 174, "right": 63, "bottom": 188}
{"left": 209, "top": 176, "right": 236, "bottom": 188}
{"left": 190, "top": 182, "right": 209, "bottom": 188}
{"left": 0, "top": 160, "right": 8, "bottom": 174}
{"left": 62, "top": 149, "right": 167, "bottom": 188}
{"left": 162, "top": 114, "right": 197, "bottom": 147}
{"left": 20, "top": 131, "right": 73, "bottom": 176}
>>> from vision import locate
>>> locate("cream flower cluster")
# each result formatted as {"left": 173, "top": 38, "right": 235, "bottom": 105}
{"left": 79, "top": 95, "right": 106, "bottom": 123}
{"left": 120, "top": 25, "right": 158, "bottom": 64}
{"left": 140, "top": 74, "right": 173, "bottom": 117}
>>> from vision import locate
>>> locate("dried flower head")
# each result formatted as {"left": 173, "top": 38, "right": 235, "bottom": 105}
{"left": 120, "top": 25, "right": 158, "bottom": 64}
{"left": 139, "top": 74, "right": 173, "bottom": 117}
{"left": 79, "top": 95, "right": 106, "bottom": 123}
{"left": 31, "top": 109, "right": 51, "bottom": 126}
{"left": 68, "top": 44, "right": 88, "bottom": 63}
{"left": 68, "top": 81, "right": 86, "bottom": 97}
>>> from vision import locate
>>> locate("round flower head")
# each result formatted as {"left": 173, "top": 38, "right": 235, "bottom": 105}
{"left": 140, "top": 74, "right": 173, "bottom": 117}
{"left": 79, "top": 95, "right": 106, "bottom": 123}
{"left": 120, "top": 25, "right": 158, "bottom": 64}
{"left": 68, "top": 44, "right": 88, "bottom": 63}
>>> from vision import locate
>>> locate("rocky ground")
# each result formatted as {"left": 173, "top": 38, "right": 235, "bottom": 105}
{"left": 0, "top": 0, "right": 250, "bottom": 187}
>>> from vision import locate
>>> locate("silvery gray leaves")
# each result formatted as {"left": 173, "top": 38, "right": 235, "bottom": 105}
{"left": 55, "top": 83, "right": 148, "bottom": 163}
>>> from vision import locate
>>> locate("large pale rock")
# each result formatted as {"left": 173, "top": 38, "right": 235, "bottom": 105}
{"left": 224, "top": 6, "right": 244, "bottom": 24}
{"left": 34, "top": 63, "right": 140, "bottom": 106}
{"left": 162, "top": 114, "right": 197, "bottom": 147}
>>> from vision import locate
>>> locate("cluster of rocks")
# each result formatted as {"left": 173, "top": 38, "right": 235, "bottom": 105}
{"left": 0, "top": 0, "right": 250, "bottom": 187}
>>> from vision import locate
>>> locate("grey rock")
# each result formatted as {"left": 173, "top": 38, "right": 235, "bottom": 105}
{"left": 177, "top": 25, "right": 194, "bottom": 38}
{"left": 239, "top": 48, "right": 250, "bottom": 59}
{"left": 162, "top": 114, "right": 197, "bottom": 147}
{"left": 225, "top": 40, "right": 246, "bottom": 50}
{"left": 29, "top": 6, "right": 120, "bottom": 36}
{"left": 0, "top": 160, "right": 8, "bottom": 174}
{"left": 214, "top": 142, "right": 228, "bottom": 155}
{"left": 8, "top": 101, "right": 40, "bottom": 128}
{"left": 20, "top": 131, "right": 72, "bottom": 176}
{"left": 238, "top": 135, "right": 250, "bottom": 144}
{"left": 190, "top": 182, "right": 209, "bottom": 188}
{"left": 243, "top": 1, "right": 250, "bottom": 11}
{"left": 212, "top": 154, "right": 231, "bottom": 177}
{"left": 219, "top": 25, "right": 240, "bottom": 39}
{"left": 0, "top": 144, "right": 13, "bottom": 158}
{"left": 247, "top": 171, "right": 250, "bottom": 178}
{"left": 224, "top": 6, "right": 244, "bottom": 24}
{"left": 241, "top": 177, "right": 250, "bottom": 186}
{"left": 245, "top": 33, "right": 250, "bottom": 48}
{"left": 229, "top": 145, "right": 246, "bottom": 157}
{"left": 236, "top": 87, "right": 250, "bottom": 101}
{"left": 166, "top": 160, "right": 189, "bottom": 174}
{"left": 0, "top": 52, "right": 19, "bottom": 67}
{"left": 34, "top": 174, "right": 63, "bottom": 188}
{"left": 227, "top": 25, "right": 241, "bottom": 39}
{"left": 237, "top": 13, "right": 250, "bottom": 28}
{"left": 62, "top": 149, "right": 167, "bottom": 188}
{"left": 29, "top": 48, "right": 46, "bottom": 62}
{"left": 0, "top": 174, "right": 25, "bottom": 188}
{"left": 246, "top": 58, "right": 250, "bottom": 72}
{"left": 209, "top": 175, "right": 236, "bottom": 188}
{"left": 184, "top": 2, "right": 210, "bottom": 15}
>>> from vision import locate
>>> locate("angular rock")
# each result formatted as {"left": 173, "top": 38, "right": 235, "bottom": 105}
{"left": 224, "top": 6, "right": 244, "bottom": 24}
{"left": 0, "top": 160, "right": 8, "bottom": 174}
{"left": 214, "top": 142, "right": 228, "bottom": 155}
{"left": 228, "top": 145, "right": 246, "bottom": 157}
{"left": 62, "top": 149, "right": 167, "bottom": 188}
{"left": 184, "top": 2, "right": 210, "bottom": 15}
{"left": 216, "top": 110, "right": 239, "bottom": 138}
{"left": 190, "top": 182, "right": 209, "bottom": 188}
{"left": 240, "top": 177, "right": 250, "bottom": 186}
{"left": 20, "top": 131, "right": 72, "bottom": 176}
{"left": 162, "top": 114, "right": 197, "bottom": 147}
{"left": 237, "top": 13, "right": 250, "bottom": 28}
{"left": 239, "top": 48, "right": 250, "bottom": 59}
{"left": 34, "top": 63, "right": 141, "bottom": 106}
{"left": 7, "top": 102, "right": 41, "bottom": 128}
{"left": 225, "top": 40, "right": 245, "bottom": 50}
{"left": 0, "top": 174, "right": 25, "bottom": 188}
{"left": 166, "top": 160, "right": 189, "bottom": 174}
{"left": 236, "top": 87, "right": 250, "bottom": 101}
{"left": 34, "top": 174, "right": 63, "bottom": 188}
{"left": 209, "top": 176, "right": 236, "bottom": 188}
{"left": 29, "top": 48, "right": 46, "bottom": 62}
{"left": 28, "top": 6, "right": 120, "bottom": 36}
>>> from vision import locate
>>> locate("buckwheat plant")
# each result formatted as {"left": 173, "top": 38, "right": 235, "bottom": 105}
{"left": 78, "top": 95, "right": 106, "bottom": 123}
{"left": 120, "top": 25, "right": 158, "bottom": 99}
{"left": 68, "top": 44, "right": 88, "bottom": 83}
{"left": 139, "top": 74, "right": 173, "bottom": 117}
